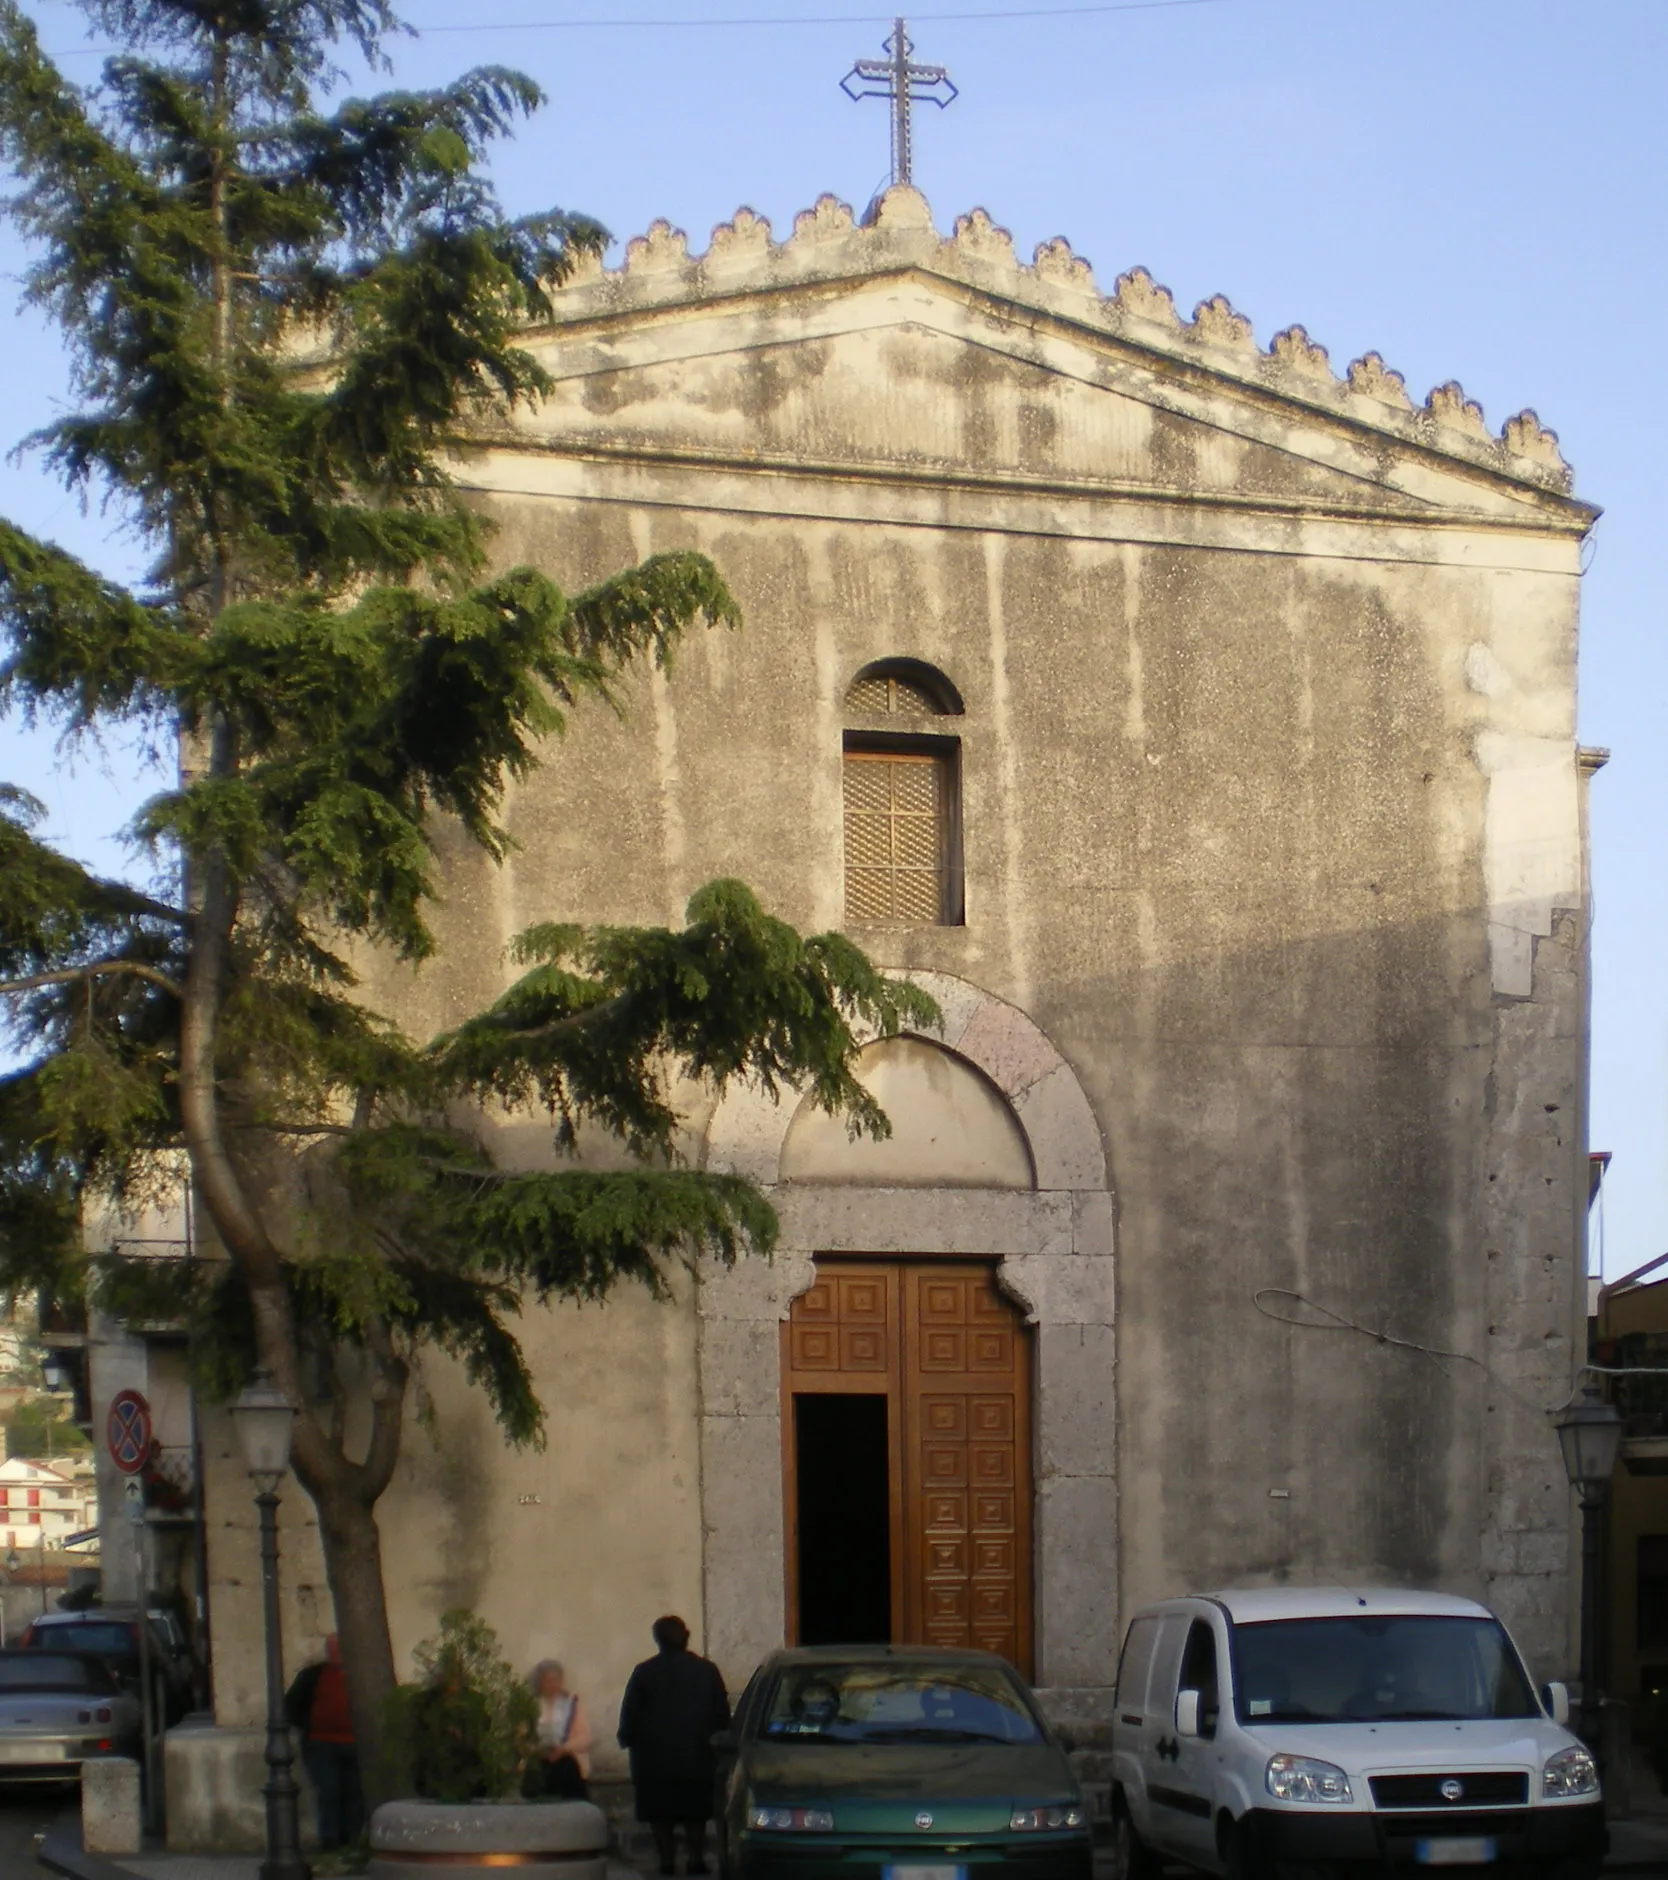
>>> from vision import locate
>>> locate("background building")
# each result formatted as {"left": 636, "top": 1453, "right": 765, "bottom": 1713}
{"left": 0, "top": 1455, "right": 95, "bottom": 1553}
{"left": 1595, "top": 1260, "right": 1668, "bottom": 1727}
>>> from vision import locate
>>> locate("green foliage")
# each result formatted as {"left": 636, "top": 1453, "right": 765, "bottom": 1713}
{"left": 0, "top": 0, "right": 940, "bottom": 1774}
{"left": 384, "top": 1610, "right": 536, "bottom": 1802}
{"left": 4, "top": 1396, "right": 91, "bottom": 1459}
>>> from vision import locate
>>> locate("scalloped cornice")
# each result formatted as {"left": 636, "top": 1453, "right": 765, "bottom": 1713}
{"left": 533, "top": 187, "right": 1578, "bottom": 501}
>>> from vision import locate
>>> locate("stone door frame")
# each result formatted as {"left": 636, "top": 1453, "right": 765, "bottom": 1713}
{"left": 696, "top": 971, "right": 1117, "bottom": 1696}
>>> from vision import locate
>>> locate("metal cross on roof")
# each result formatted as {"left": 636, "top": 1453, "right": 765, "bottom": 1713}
{"left": 841, "top": 17, "right": 958, "bottom": 191}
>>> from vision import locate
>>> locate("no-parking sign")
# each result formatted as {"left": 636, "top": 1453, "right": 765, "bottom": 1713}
{"left": 107, "top": 1388, "right": 151, "bottom": 1475}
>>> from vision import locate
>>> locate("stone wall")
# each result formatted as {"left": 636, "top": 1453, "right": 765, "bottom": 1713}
{"left": 188, "top": 187, "right": 1596, "bottom": 1775}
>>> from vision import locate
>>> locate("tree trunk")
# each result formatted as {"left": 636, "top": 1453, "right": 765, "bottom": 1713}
{"left": 309, "top": 1473, "right": 402, "bottom": 1809}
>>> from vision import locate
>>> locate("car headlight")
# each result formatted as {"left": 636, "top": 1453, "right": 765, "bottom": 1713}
{"left": 1543, "top": 1746, "right": 1600, "bottom": 1798}
{"left": 747, "top": 1805, "right": 834, "bottom": 1831}
{"left": 1010, "top": 1804, "right": 1087, "bottom": 1831}
{"left": 1266, "top": 1753, "right": 1353, "bottom": 1804}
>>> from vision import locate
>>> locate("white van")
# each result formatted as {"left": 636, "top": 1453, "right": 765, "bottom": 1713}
{"left": 1109, "top": 1588, "right": 1605, "bottom": 1879}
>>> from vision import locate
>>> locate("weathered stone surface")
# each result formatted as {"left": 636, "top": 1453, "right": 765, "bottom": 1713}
{"left": 1035, "top": 1323, "right": 1118, "bottom": 1475}
{"left": 1002, "top": 1257, "right": 1118, "bottom": 1331}
{"left": 1013, "top": 1067, "right": 1107, "bottom": 1193}
{"left": 696, "top": 1316, "right": 782, "bottom": 1419}
{"left": 1036, "top": 1476, "right": 1120, "bottom": 1687}
{"left": 82, "top": 1757, "right": 142, "bottom": 1856}
{"left": 774, "top": 1184, "right": 1073, "bottom": 1258}
{"left": 370, "top": 1799, "right": 608, "bottom": 1880}
{"left": 164, "top": 1722, "right": 317, "bottom": 1854}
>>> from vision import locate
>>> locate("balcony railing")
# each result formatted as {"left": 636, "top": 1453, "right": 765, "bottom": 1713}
{"left": 99, "top": 1238, "right": 195, "bottom": 1339}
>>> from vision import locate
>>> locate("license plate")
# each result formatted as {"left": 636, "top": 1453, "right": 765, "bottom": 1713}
{"left": 883, "top": 1868, "right": 967, "bottom": 1880}
{"left": 0, "top": 1740, "right": 65, "bottom": 1763}
{"left": 1415, "top": 1838, "right": 1497, "bottom": 1866}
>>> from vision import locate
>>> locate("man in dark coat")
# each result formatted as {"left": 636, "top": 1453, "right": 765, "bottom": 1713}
{"left": 617, "top": 1616, "right": 731, "bottom": 1877}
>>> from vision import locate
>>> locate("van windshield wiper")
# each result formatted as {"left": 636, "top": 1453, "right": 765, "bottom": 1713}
{"left": 858, "top": 1727, "right": 1012, "bottom": 1743}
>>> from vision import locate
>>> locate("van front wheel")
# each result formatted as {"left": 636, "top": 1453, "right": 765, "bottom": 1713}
{"left": 1110, "top": 1799, "right": 1161, "bottom": 1880}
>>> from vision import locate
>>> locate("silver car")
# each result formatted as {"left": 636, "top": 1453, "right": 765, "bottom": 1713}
{"left": 0, "top": 1650, "right": 140, "bottom": 1782}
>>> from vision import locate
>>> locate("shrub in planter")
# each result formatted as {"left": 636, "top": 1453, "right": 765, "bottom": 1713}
{"left": 373, "top": 1614, "right": 606, "bottom": 1880}
{"left": 385, "top": 1611, "right": 538, "bottom": 1802}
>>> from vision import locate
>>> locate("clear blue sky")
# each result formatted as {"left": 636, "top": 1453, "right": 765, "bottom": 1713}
{"left": 3, "top": 0, "right": 1662, "bottom": 1276}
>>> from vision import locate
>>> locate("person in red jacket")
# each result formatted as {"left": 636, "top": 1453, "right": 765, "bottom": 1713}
{"left": 285, "top": 1634, "right": 364, "bottom": 1848}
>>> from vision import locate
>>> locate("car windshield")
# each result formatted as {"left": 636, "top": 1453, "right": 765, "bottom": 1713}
{"left": 1232, "top": 1615, "right": 1539, "bottom": 1724}
{"left": 0, "top": 1653, "right": 115, "bottom": 1693}
{"left": 27, "top": 1623, "right": 134, "bottom": 1660}
{"left": 762, "top": 1662, "right": 1043, "bottom": 1744}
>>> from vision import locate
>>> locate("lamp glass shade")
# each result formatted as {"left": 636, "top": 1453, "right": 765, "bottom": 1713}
{"left": 231, "top": 1373, "right": 296, "bottom": 1483}
{"left": 39, "top": 1354, "right": 67, "bottom": 1391}
{"left": 1554, "top": 1383, "right": 1624, "bottom": 1492}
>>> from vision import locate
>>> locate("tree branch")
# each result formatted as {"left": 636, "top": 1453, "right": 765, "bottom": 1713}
{"left": 445, "top": 988, "right": 625, "bottom": 1048}
{"left": 0, "top": 961, "right": 183, "bottom": 999}
{"left": 230, "top": 1121, "right": 355, "bottom": 1137}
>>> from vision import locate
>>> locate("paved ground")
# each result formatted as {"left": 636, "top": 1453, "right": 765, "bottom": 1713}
{"left": 22, "top": 1756, "right": 1668, "bottom": 1879}
{"left": 0, "top": 1785, "right": 76, "bottom": 1870}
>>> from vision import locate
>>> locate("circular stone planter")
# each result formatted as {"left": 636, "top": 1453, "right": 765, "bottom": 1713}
{"left": 369, "top": 1798, "right": 609, "bottom": 1880}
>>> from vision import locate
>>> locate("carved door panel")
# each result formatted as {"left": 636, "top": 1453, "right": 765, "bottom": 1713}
{"left": 787, "top": 1267, "right": 897, "bottom": 1383}
{"left": 782, "top": 1260, "right": 1033, "bottom": 1678}
{"left": 903, "top": 1265, "right": 1032, "bottom": 1675}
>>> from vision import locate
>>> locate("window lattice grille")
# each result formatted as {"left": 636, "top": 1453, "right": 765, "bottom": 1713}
{"left": 846, "top": 674, "right": 943, "bottom": 716}
{"left": 844, "top": 751, "right": 947, "bottom": 924}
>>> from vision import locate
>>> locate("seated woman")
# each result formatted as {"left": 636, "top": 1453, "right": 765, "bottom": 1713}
{"left": 525, "top": 1659, "right": 594, "bottom": 1799}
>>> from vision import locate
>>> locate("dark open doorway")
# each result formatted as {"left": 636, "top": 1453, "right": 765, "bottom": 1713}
{"left": 794, "top": 1393, "right": 891, "bottom": 1646}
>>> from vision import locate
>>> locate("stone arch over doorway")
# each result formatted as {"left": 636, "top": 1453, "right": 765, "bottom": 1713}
{"left": 696, "top": 971, "right": 1117, "bottom": 1699}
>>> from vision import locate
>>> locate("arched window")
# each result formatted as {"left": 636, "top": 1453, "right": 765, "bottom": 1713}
{"left": 843, "top": 658, "right": 964, "bottom": 718}
{"left": 842, "top": 660, "right": 964, "bottom": 927}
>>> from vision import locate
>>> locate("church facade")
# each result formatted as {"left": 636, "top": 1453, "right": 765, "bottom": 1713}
{"left": 190, "top": 185, "right": 1600, "bottom": 1813}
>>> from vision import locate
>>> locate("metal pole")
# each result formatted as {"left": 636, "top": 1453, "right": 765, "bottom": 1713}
{"left": 1578, "top": 1491, "right": 1602, "bottom": 1748}
{"left": 890, "top": 19, "right": 910, "bottom": 185}
{"left": 37, "top": 1529, "right": 44, "bottom": 1616}
{"left": 137, "top": 1522, "right": 160, "bottom": 1836}
{"left": 257, "top": 1489, "right": 309, "bottom": 1880}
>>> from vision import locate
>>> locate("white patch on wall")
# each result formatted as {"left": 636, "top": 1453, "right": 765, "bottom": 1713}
{"left": 1475, "top": 730, "right": 1580, "bottom": 997}
{"left": 1464, "top": 641, "right": 1514, "bottom": 699}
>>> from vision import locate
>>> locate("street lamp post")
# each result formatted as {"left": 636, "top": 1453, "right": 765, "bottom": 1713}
{"left": 1554, "top": 1381, "right": 1624, "bottom": 1749}
{"left": 231, "top": 1373, "right": 309, "bottom": 1880}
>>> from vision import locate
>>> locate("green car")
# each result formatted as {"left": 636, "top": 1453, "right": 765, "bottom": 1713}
{"left": 715, "top": 1646, "right": 1094, "bottom": 1880}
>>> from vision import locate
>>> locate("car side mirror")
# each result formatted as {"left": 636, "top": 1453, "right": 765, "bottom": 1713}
{"left": 1174, "top": 1689, "right": 1201, "bottom": 1739}
{"left": 1542, "top": 1682, "right": 1570, "bottom": 1727}
{"left": 711, "top": 1729, "right": 738, "bottom": 1754}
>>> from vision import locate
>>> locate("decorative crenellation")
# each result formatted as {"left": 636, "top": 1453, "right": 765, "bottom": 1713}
{"left": 1190, "top": 294, "right": 1256, "bottom": 355}
{"left": 1425, "top": 380, "right": 1489, "bottom": 441}
{"left": 1269, "top": 325, "right": 1332, "bottom": 382}
{"left": 706, "top": 205, "right": 772, "bottom": 264}
{"left": 547, "top": 187, "right": 1574, "bottom": 493}
{"left": 1348, "top": 352, "right": 1411, "bottom": 409}
{"left": 1112, "top": 266, "right": 1179, "bottom": 328}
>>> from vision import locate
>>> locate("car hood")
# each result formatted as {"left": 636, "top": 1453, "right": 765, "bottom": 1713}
{"left": 745, "top": 1740, "right": 1076, "bottom": 1804}
{"left": 1242, "top": 1718, "right": 1576, "bottom": 1772}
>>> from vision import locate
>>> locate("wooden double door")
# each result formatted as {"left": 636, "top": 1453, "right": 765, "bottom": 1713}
{"left": 783, "top": 1260, "right": 1034, "bottom": 1676}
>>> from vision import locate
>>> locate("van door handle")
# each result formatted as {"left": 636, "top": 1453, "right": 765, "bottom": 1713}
{"left": 1155, "top": 1734, "right": 1179, "bottom": 1762}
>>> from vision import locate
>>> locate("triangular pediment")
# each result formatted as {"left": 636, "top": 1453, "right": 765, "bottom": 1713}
{"left": 516, "top": 278, "right": 1562, "bottom": 527}
{"left": 486, "top": 190, "right": 1590, "bottom": 537}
